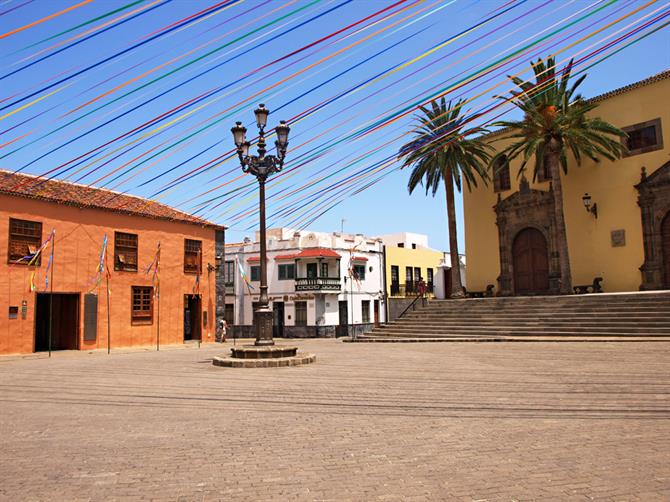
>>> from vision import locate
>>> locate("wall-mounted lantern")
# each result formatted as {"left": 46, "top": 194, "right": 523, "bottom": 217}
{"left": 208, "top": 253, "right": 223, "bottom": 273}
{"left": 582, "top": 193, "right": 598, "bottom": 219}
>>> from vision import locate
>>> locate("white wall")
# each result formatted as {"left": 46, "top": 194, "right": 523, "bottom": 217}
{"left": 378, "top": 232, "right": 430, "bottom": 250}
{"left": 434, "top": 253, "right": 467, "bottom": 299}
{"left": 226, "top": 228, "right": 386, "bottom": 326}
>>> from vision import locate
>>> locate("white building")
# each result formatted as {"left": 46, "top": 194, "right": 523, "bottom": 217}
{"left": 434, "top": 253, "right": 467, "bottom": 299}
{"left": 224, "top": 228, "right": 386, "bottom": 338}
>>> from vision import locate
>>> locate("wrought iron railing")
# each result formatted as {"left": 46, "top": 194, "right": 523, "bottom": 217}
{"left": 398, "top": 294, "right": 427, "bottom": 319}
{"left": 390, "top": 282, "right": 434, "bottom": 297}
{"left": 295, "top": 277, "right": 342, "bottom": 291}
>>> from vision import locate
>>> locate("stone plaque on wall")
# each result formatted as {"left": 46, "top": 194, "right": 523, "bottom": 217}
{"left": 611, "top": 229, "right": 626, "bottom": 247}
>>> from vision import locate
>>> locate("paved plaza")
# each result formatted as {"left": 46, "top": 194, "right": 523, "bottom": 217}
{"left": 1, "top": 340, "right": 669, "bottom": 501}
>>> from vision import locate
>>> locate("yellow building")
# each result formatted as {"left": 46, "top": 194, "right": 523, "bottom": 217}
{"left": 379, "top": 232, "right": 446, "bottom": 297}
{"left": 464, "top": 70, "right": 670, "bottom": 295}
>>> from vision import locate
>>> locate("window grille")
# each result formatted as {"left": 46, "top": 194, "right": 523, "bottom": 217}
{"left": 114, "top": 232, "right": 138, "bottom": 272}
{"left": 131, "top": 286, "right": 153, "bottom": 324}
{"left": 184, "top": 239, "right": 202, "bottom": 274}
{"left": 8, "top": 218, "right": 42, "bottom": 264}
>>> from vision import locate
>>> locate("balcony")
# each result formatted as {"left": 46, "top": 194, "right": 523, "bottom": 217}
{"left": 295, "top": 277, "right": 342, "bottom": 292}
{"left": 224, "top": 282, "right": 235, "bottom": 295}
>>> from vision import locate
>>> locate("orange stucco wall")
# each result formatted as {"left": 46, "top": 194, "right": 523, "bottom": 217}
{"left": 0, "top": 195, "right": 218, "bottom": 355}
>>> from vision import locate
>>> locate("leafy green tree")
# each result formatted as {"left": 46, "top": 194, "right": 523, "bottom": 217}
{"left": 492, "top": 56, "right": 626, "bottom": 294}
{"left": 398, "top": 98, "right": 492, "bottom": 298}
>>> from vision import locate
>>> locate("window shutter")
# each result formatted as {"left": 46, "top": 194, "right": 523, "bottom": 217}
{"left": 83, "top": 294, "right": 98, "bottom": 342}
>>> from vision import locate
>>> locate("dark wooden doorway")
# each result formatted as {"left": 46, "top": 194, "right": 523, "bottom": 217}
{"left": 184, "top": 294, "right": 202, "bottom": 341}
{"left": 513, "top": 227, "right": 550, "bottom": 294}
{"left": 336, "top": 300, "right": 348, "bottom": 337}
{"left": 35, "top": 293, "right": 79, "bottom": 352}
{"left": 662, "top": 211, "right": 670, "bottom": 288}
{"left": 443, "top": 268, "right": 452, "bottom": 298}
{"left": 373, "top": 300, "right": 380, "bottom": 326}
{"left": 273, "top": 302, "right": 284, "bottom": 338}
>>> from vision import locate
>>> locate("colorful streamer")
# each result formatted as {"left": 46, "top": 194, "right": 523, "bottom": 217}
{"left": 88, "top": 234, "right": 111, "bottom": 292}
{"left": 145, "top": 241, "right": 161, "bottom": 291}
{"left": 0, "top": 0, "right": 93, "bottom": 40}
{"left": 237, "top": 257, "right": 254, "bottom": 294}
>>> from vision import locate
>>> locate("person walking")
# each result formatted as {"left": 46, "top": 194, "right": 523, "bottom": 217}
{"left": 417, "top": 277, "right": 427, "bottom": 297}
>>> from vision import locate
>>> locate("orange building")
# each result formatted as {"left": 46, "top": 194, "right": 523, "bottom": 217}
{"left": 0, "top": 171, "right": 225, "bottom": 355}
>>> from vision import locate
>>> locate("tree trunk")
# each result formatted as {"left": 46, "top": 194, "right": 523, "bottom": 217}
{"left": 444, "top": 169, "right": 465, "bottom": 298}
{"left": 546, "top": 139, "right": 573, "bottom": 294}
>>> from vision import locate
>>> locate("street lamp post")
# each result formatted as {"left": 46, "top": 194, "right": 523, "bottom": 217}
{"left": 231, "top": 104, "right": 290, "bottom": 346}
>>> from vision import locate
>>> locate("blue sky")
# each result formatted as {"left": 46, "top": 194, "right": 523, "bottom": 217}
{"left": 1, "top": 0, "right": 669, "bottom": 252}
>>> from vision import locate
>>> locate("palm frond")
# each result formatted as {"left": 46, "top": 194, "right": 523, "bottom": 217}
{"left": 398, "top": 99, "right": 492, "bottom": 197}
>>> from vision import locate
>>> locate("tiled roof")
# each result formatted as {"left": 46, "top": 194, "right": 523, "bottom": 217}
{"left": 274, "top": 253, "right": 299, "bottom": 260}
{"left": 588, "top": 69, "right": 670, "bottom": 103}
{"left": 484, "top": 69, "right": 670, "bottom": 140}
{"left": 351, "top": 256, "right": 368, "bottom": 261}
{"left": 0, "top": 170, "right": 225, "bottom": 230}
{"left": 295, "top": 248, "right": 341, "bottom": 259}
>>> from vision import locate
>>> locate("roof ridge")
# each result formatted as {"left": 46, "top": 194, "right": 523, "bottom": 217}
{"left": 0, "top": 170, "right": 225, "bottom": 230}
{"left": 1, "top": 169, "right": 187, "bottom": 212}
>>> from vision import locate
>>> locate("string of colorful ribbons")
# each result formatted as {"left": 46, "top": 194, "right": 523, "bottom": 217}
{"left": 1, "top": 0, "right": 668, "bottom": 234}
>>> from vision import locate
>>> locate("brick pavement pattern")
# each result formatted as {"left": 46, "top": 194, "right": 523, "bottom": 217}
{"left": 1, "top": 340, "right": 669, "bottom": 501}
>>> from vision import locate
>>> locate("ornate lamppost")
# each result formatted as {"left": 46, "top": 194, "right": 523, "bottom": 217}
{"left": 231, "top": 104, "right": 290, "bottom": 346}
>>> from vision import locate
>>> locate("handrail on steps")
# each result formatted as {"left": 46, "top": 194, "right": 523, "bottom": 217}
{"left": 398, "top": 294, "right": 427, "bottom": 319}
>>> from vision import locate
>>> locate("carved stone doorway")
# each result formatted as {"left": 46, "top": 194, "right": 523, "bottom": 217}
{"left": 495, "top": 177, "right": 561, "bottom": 296}
{"left": 513, "top": 228, "right": 550, "bottom": 294}
{"left": 662, "top": 211, "right": 670, "bottom": 288}
{"left": 637, "top": 161, "right": 670, "bottom": 290}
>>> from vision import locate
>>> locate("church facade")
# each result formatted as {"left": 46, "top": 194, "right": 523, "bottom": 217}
{"left": 463, "top": 70, "right": 670, "bottom": 295}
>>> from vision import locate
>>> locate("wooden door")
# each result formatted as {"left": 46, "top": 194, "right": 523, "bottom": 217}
{"left": 373, "top": 300, "right": 380, "bottom": 327}
{"left": 184, "top": 294, "right": 201, "bottom": 341}
{"left": 336, "top": 300, "right": 348, "bottom": 337}
{"left": 513, "top": 228, "right": 549, "bottom": 294}
{"left": 443, "top": 268, "right": 452, "bottom": 298}
{"left": 273, "top": 302, "right": 284, "bottom": 338}
{"left": 662, "top": 211, "right": 670, "bottom": 288}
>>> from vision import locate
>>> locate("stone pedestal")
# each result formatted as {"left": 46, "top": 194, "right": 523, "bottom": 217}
{"left": 231, "top": 345, "right": 297, "bottom": 359}
{"left": 212, "top": 345, "right": 315, "bottom": 368}
{"left": 254, "top": 308, "right": 274, "bottom": 346}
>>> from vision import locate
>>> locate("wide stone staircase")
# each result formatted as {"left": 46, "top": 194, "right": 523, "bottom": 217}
{"left": 359, "top": 292, "right": 670, "bottom": 342}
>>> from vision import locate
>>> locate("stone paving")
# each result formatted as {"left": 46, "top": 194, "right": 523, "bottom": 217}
{"left": 1, "top": 339, "right": 669, "bottom": 501}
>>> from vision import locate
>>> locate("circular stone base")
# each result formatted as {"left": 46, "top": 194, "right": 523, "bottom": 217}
{"left": 230, "top": 345, "right": 298, "bottom": 359}
{"left": 212, "top": 353, "right": 316, "bottom": 368}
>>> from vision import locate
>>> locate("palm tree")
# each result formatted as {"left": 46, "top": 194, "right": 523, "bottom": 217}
{"left": 398, "top": 98, "right": 492, "bottom": 298}
{"left": 491, "top": 56, "right": 626, "bottom": 294}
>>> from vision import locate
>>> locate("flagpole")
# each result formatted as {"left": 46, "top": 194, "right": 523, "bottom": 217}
{"left": 106, "top": 273, "right": 111, "bottom": 354}
{"left": 156, "top": 285, "right": 160, "bottom": 351}
{"left": 156, "top": 243, "right": 161, "bottom": 352}
{"left": 48, "top": 232, "right": 55, "bottom": 358}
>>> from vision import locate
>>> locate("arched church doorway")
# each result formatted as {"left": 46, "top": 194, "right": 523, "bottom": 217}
{"left": 662, "top": 211, "right": 670, "bottom": 288}
{"left": 513, "top": 227, "right": 550, "bottom": 294}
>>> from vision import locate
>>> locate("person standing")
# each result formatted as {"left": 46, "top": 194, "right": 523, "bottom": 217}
{"left": 222, "top": 319, "right": 228, "bottom": 342}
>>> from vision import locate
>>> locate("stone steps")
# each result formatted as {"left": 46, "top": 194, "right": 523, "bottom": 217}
{"left": 373, "top": 330, "right": 670, "bottom": 338}
{"left": 349, "top": 335, "right": 670, "bottom": 343}
{"left": 376, "top": 325, "right": 670, "bottom": 333}
{"left": 368, "top": 292, "right": 670, "bottom": 341}
{"left": 399, "top": 312, "right": 670, "bottom": 321}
